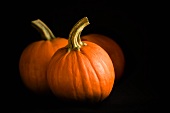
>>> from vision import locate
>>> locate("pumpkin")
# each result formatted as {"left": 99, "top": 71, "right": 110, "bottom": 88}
{"left": 19, "top": 19, "right": 68, "bottom": 93}
{"left": 47, "top": 17, "right": 115, "bottom": 102}
{"left": 81, "top": 34, "right": 125, "bottom": 80}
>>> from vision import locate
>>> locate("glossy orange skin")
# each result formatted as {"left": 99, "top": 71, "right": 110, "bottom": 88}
{"left": 81, "top": 34, "right": 125, "bottom": 80}
{"left": 47, "top": 41, "right": 115, "bottom": 102}
{"left": 19, "top": 38, "right": 68, "bottom": 93}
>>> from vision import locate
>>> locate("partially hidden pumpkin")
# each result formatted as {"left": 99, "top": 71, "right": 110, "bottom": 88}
{"left": 19, "top": 19, "right": 68, "bottom": 93}
{"left": 47, "top": 17, "right": 115, "bottom": 102}
{"left": 81, "top": 34, "right": 125, "bottom": 80}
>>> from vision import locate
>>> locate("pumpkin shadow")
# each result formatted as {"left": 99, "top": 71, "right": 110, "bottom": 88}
{"left": 48, "top": 94, "right": 107, "bottom": 110}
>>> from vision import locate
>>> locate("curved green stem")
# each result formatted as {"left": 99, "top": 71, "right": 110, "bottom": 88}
{"left": 67, "top": 17, "right": 90, "bottom": 52}
{"left": 31, "top": 19, "right": 55, "bottom": 40}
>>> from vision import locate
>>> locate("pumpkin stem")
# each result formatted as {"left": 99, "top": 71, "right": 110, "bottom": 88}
{"left": 31, "top": 19, "right": 55, "bottom": 40}
{"left": 67, "top": 17, "right": 90, "bottom": 52}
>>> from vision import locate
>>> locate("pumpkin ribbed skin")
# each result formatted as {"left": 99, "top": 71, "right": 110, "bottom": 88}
{"left": 47, "top": 41, "right": 115, "bottom": 102}
{"left": 47, "top": 17, "right": 115, "bottom": 102}
{"left": 19, "top": 38, "right": 67, "bottom": 93}
{"left": 19, "top": 19, "right": 68, "bottom": 93}
{"left": 82, "top": 34, "right": 125, "bottom": 80}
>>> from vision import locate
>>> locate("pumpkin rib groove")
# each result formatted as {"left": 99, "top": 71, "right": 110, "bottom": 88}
{"left": 28, "top": 42, "right": 40, "bottom": 90}
{"left": 58, "top": 53, "right": 71, "bottom": 98}
{"left": 86, "top": 59, "right": 102, "bottom": 101}
{"left": 37, "top": 41, "right": 49, "bottom": 90}
{"left": 39, "top": 41, "right": 52, "bottom": 90}
{"left": 76, "top": 52, "right": 93, "bottom": 100}
{"left": 59, "top": 52, "right": 81, "bottom": 100}
{"left": 83, "top": 54, "right": 102, "bottom": 101}
{"left": 82, "top": 34, "right": 125, "bottom": 80}
{"left": 26, "top": 41, "right": 43, "bottom": 91}
{"left": 19, "top": 43, "right": 33, "bottom": 83}
{"left": 22, "top": 42, "right": 38, "bottom": 78}
{"left": 54, "top": 54, "right": 67, "bottom": 96}
{"left": 51, "top": 58, "right": 61, "bottom": 96}
{"left": 72, "top": 52, "right": 81, "bottom": 100}
{"left": 88, "top": 42, "right": 115, "bottom": 86}
{"left": 53, "top": 52, "right": 69, "bottom": 97}
{"left": 47, "top": 50, "right": 67, "bottom": 96}
{"left": 80, "top": 48, "right": 102, "bottom": 101}
{"left": 55, "top": 52, "right": 79, "bottom": 100}
{"left": 81, "top": 42, "right": 115, "bottom": 101}
{"left": 51, "top": 56, "right": 63, "bottom": 96}
{"left": 26, "top": 43, "right": 37, "bottom": 85}
{"left": 39, "top": 41, "right": 54, "bottom": 91}
{"left": 34, "top": 42, "right": 43, "bottom": 90}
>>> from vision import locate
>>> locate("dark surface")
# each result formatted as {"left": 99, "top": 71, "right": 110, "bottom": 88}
{"left": 2, "top": 2, "right": 167, "bottom": 113}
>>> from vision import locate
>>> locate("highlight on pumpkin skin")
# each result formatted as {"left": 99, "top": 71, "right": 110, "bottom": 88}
{"left": 81, "top": 34, "right": 125, "bottom": 81}
{"left": 47, "top": 17, "right": 115, "bottom": 102}
{"left": 67, "top": 17, "right": 89, "bottom": 52}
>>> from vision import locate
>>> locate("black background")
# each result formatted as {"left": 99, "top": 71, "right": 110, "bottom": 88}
{"left": 2, "top": 1, "right": 167, "bottom": 113}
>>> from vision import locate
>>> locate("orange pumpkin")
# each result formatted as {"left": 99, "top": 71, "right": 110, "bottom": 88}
{"left": 81, "top": 34, "right": 125, "bottom": 80}
{"left": 19, "top": 19, "right": 68, "bottom": 93}
{"left": 47, "top": 17, "right": 115, "bottom": 102}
